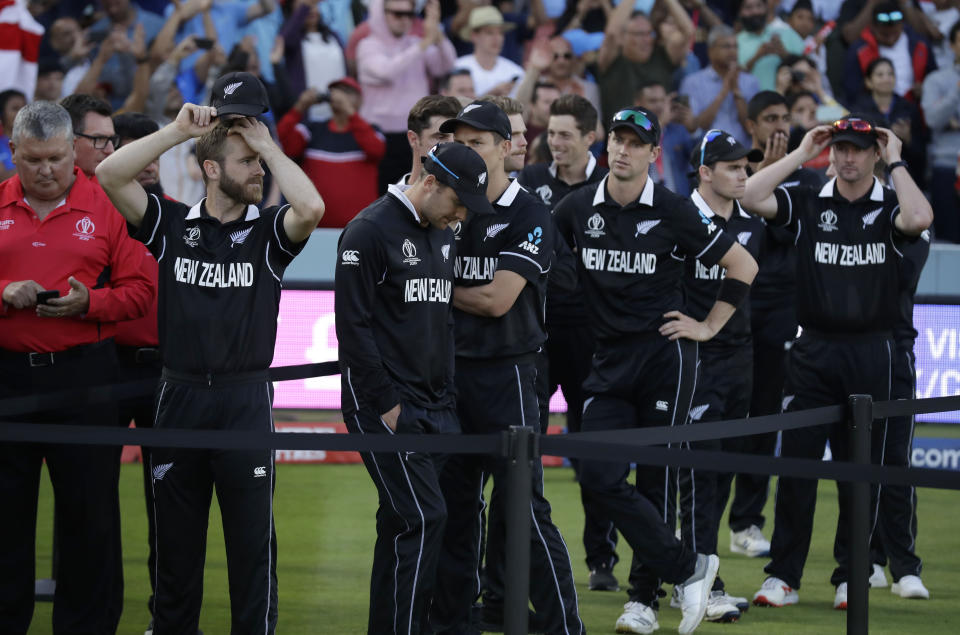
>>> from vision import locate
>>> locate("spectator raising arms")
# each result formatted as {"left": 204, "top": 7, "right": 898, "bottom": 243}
{"left": 358, "top": 0, "right": 456, "bottom": 192}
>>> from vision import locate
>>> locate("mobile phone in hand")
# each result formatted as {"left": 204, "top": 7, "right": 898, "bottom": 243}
{"left": 194, "top": 37, "right": 214, "bottom": 50}
{"left": 36, "top": 290, "right": 60, "bottom": 305}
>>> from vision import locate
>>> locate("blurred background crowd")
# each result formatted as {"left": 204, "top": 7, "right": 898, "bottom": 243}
{"left": 1, "top": 0, "right": 958, "bottom": 237}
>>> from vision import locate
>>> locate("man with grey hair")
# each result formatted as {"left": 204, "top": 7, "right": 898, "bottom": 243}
{"left": 680, "top": 25, "right": 760, "bottom": 146}
{"left": 0, "top": 100, "right": 154, "bottom": 633}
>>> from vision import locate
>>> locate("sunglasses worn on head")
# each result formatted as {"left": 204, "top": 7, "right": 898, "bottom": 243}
{"left": 612, "top": 109, "right": 655, "bottom": 132}
{"left": 76, "top": 132, "right": 120, "bottom": 149}
{"left": 699, "top": 129, "right": 724, "bottom": 167}
{"left": 833, "top": 118, "right": 874, "bottom": 133}
{"left": 427, "top": 150, "right": 460, "bottom": 181}
{"left": 875, "top": 11, "right": 903, "bottom": 23}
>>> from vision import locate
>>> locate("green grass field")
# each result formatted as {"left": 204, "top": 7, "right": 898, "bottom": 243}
{"left": 29, "top": 429, "right": 960, "bottom": 634}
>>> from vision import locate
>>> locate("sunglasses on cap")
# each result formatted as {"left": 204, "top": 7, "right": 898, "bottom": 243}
{"left": 611, "top": 109, "right": 656, "bottom": 131}
{"left": 427, "top": 149, "right": 460, "bottom": 181}
{"left": 698, "top": 129, "right": 724, "bottom": 167}
{"left": 832, "top": 118, "right": 874, "bottom": 133}
{"left": 875, "top": 10, "right": 903, "bottom": 23}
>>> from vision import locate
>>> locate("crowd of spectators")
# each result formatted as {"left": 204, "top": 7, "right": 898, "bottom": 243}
{"left": 1, "top": 0, "right": 959, "bottom": 238}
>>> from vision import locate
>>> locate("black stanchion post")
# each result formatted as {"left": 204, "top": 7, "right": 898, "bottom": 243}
{"left": 504, "top": 426, "right": 534, "bottom": 635}
{"left": 847, "top": 394, "right": 873, "bottom": 635}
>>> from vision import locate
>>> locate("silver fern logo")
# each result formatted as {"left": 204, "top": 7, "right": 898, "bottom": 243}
{"left": 230, "top": 226, "right": 253, "bottom": 247}
{"left": 635, "top": 219, "right": 660, "bottom": 237}
{"left": 688, "top": 404, "right": 710, "bottom": 421}
{"left": 153, "top": 462, "right": 173, "bottom": 482}
{"left": 484, "top": 223, "right": 509, "bottom": 241}
{"left": 862, "top": 207, "right": 883, "bottom": 228}
{"left": 441, "top": 244, "right": 450, "bottom": 261}
{"left": 223, "top": 81, "right": 243, "bottom": 96}
{"left": 737, "top": 231, "right": 752, "bottom": 245}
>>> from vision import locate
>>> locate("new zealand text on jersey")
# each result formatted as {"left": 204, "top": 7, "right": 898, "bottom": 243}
{"left": 581, "top": 247, "right": 657, "bottom": 274}
{"left": 454, "top": 256, "right": 498, "bottom": 281}
{"left": 814, "top": 242, "right": 886, "bottom": 266}
{"left": 404, "top": 277, "right": 452, "bottom": 303}
{"left": 695, "top": 260, "right": 726, "bottom": 280}
{"left": 173, "top": 256, "right": 255, "bottom": 288}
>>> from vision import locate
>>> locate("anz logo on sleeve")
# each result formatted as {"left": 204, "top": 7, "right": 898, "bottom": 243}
{"left": 518, "top": 226, "right": 543, "bottom": 255}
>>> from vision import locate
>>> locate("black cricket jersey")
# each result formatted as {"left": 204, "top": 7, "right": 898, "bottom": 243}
{"left": 519, "top": 156, "right": 608, "bottom": 327}
{"left": 554, "top": 175, "right": 736, "bottom": 341}
{"left": 130, "top": 194, "right": 307, "bottom": 374}
{"left": 772, "top": 176, "right": 910, "bottom": 333}
{"left": 453, "top": 179, "right": 553, "bottom": 359}
{"left": 894, "top": 228, "right": 931, "bottom": 348}
{"left": 682, "top": 190, "right": 764, "bottom": 351}
{"left": 750, "top": 167, "right": 822, "bottom": 314}
{"left": 336, "top": 186, "right": 457, "bottom": 415}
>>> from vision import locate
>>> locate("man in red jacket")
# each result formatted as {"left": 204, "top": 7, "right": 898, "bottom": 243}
{"left": 0, "top": 99, "right": 154, "bottom": 634}
{"left": 278, "top": 77, "right": 386, "bottom": 228}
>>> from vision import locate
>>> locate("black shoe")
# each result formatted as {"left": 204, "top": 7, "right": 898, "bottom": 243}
{"left": 589, "top": 562, "right": 620, "bottom": 591}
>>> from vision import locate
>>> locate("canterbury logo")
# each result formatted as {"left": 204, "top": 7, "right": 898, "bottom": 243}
{"left": 253, "top": 466, "right": 267, "bottom": 477}
{"left": 223, "top": 81, "right": 243, "bottom": 96}
{"left": 341, "top": 250, "right": 360, "bottom": 265}
{"left": 153, "top": 462, "right": 173, "bottom": 481}
{"left": 230, "top": 226, "right": 252, "bottom": 247}
{"left": 485, "top": 223, "right": 509, "bottom": 241}
{"left": 862, "top": 208, "right": 883, "bottom": 228}
{"left": 635, "top": 219, "right": 660, "bottom": 237}
{"left": 688, "top": 404, "right": 710, "bottom": 421}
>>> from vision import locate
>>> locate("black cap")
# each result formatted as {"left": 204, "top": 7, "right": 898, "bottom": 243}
{"left": 829, "top": 115, "right": 879, "bottom": 149}
{"left": 423, "top": 142, "right": 496, "bottom": 215}
{"left": 609, "top": 107, "right": 661, "bottom": 145}
{"left": 38, "top": 57, "right": 64, "bottom": 76}
{"left": 210, "top": 71, "right": 270, "bottom": 117}
{"left": 439, "top": 101, "right": 512, "bottom": 141}
{"left": 790, "top": 0, "right": 813, "bottom": 14}
{"left": 691, "top": 129, "right": 764, "bottom": 168}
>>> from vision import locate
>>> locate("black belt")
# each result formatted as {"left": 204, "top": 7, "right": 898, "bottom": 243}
{"left": 161, "top": 367, "right": 271, "bottom": 387}
{"left": 0, "top": 339, "right": 114, "bottom": 368}
{"left": 117, "top": 346, "right": 161, "bottom": 365}
{"left": 801, "top": 328, "right": 893, "bottom": 342}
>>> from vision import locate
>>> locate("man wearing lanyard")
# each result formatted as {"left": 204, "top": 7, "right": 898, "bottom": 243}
{"left": 0, "top": 100, "right": 153, "bottom": 634}
{"left": 554, "top": 106, "right": 757, "bottom": 635}
{"left": 741, "top": 116, "right": 932, "bottom": 609}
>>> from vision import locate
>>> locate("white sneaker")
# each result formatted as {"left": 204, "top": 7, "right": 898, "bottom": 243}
{"left": 892, "top": 575, "right": 930, "bottom": 599}
{"left": 722, "top": 592, "right": 749, "bottom": 613}
{"left": 753, "top": 576, "right": 799, "bottom": 607}
{"left": 834, "top": 582, "right": 848, "bottom": 610}
{"left": 678, "top": 554, "right": 720, "bottom": 634}
{"left": 705, "top": 590, "right": 741, "bottom": 623}
{"left": 670, "top": 585, "right": 683, "bottom": 609}
{"left": 869, "top": 563, "right": 889, "bottom": 588}
{"left": 615, "top": 601, "right": 660, "bottom": 634}
{"left": 730, "top": 525, "right": 771, "bottom": 557}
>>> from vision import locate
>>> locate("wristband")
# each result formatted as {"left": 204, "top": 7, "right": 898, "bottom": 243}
{"left": 886, "top": 160, "right": 908, "bottom": 174}
{"left": 717, "top": 277, "right": 750, "bottom": 308}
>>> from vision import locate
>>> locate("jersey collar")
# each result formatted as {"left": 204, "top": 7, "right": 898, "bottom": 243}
{"left": 494, "top": 179, "right": 523, "bottom": 208}
{"left": 548, "top": 153, "right": 598, "bottom": 182}
{"left": 592, "top": 174, "right": 654, "bottom": 208}
{"left": 818, "top": 176, "right": 884, "bottom": 202}
{"left": 185, "top": 198, "right": 261, "bottom": 221}
{"left": 691, "top": 189, "right": 750, "bottom": 219}
{"left": 387, "top": 183, "right": 423, "bottom": 224}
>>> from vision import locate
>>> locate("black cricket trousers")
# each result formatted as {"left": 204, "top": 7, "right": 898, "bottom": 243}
{"left": 870, "top": 345, "right": 923, "bottom": 581}
{"left": 577, "top": 335, "right": 699, "bottom": 608}
{"left": 0, "top": 340, "right": 123, "bottom": 635}
{"left": 432, "top": 357, "right": 584, "bottom": 635}
{"left": 765, "top": 332, "right": 892, "bottom": 589}
{"left": 149, "top": 372, "right": 278, "bottom": 634}
{"left": 343, "top": 374, "right": 459, "bottom": 635}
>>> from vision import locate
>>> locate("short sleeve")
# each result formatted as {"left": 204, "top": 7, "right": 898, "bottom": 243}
{"left": 497, "top": 203, "right": 553, "bottom": 283}
{"left": 674, "top": 199, "right": 736, "bottom": 268}
{"left": 267, "top": 205, "right": 310, "bottom": 269}
{"left": 128, "top": 193, "right": 172, "bottom": 259}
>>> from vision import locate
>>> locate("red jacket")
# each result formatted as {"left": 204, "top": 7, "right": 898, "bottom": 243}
{"left": 0, "top": 169, "right": 155, "bottom": 352}
{"left": 845, "top": 26, "right": 936, "bottom": 105}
